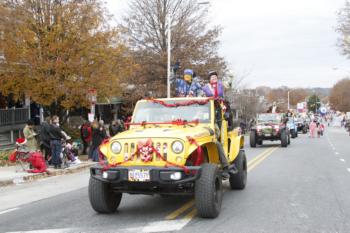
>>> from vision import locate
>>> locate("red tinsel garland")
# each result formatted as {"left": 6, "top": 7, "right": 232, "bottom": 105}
{"left": 146, "top": 97, "right": 227, "bottom": 112}
{"left": 187, "top": 136, "right": 203, "bottom": 166}
{"left": 126, "top": 119, "right": 199, "bottom": 127}
{"left": 100, "top": 137, "right": 204, "bottom": 174}
{"left": 146, "top": 98, "right": 214, "bottom": 107}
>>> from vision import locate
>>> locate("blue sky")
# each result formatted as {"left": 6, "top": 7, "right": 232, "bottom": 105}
{"left": 107, "top": 0, "right": 350, "bottom": 88}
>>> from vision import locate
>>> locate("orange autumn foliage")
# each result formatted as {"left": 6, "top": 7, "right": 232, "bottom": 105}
{"left": 0, "top": 0, "right": 135, "bottom": 109}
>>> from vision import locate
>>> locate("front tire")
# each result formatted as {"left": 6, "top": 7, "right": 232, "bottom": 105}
{"left": 250, "top": 131, "right": 257, "bottom": 148}
{"left": 281, "top": 130, "right": 288, "bottom": 147}
{"left": 229, "top": 150, "right": 247, "bottom": 190}
{"left": 88, "top": 177, "right": 122, "bottom": 213}
{"left": 195, "top": 163, "right": 223, "bottom": 218}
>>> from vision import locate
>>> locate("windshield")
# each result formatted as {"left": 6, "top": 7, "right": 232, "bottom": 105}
{"left": 257, "top": 114, "right": 282, "bottom": 123}
{"left": 133, "top": 100, "right": 211, "bottom": 123}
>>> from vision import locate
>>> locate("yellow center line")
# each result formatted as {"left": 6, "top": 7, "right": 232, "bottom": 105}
{"left": 165, "top": 146, "right": 278, "bottom": 221}
{"left": 247, "top": 147, "right": 275, "bottom": 167}
{"left": 184, "top": 208, "right": 197, "bottom": 219}
{"left": 165, "top": 200, "right": 195, "bottom": 220}
{"left": 247, "top": 147, "right": 278, "bottom": 172}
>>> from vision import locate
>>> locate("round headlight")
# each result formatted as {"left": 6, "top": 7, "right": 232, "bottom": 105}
{"left": 111, "top": 142, "right": 122, "bottom": 154}
{"left": 172, "top": 141, "right": 184, "bottom": 154}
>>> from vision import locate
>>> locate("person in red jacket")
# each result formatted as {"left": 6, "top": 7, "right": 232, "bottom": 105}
{"left": 80, "top": 120, "right": 92, "bottom": 155}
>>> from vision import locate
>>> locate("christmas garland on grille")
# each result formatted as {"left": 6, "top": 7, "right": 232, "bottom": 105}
{"left": 99, "top": 137, "right": 203, "bottom": 174}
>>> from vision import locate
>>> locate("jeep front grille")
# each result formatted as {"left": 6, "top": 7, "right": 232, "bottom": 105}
{"left": 122, "top": 141, "right": 168, "bottom": 162}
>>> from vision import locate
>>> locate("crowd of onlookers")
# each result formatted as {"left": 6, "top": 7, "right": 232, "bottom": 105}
{"left": 80, "top": 118, "right": 126, "bottom": 162}
{"left": 21, "top": 116, "right": 127, "bottom": 169}
{"left": 23, "top": 116, "right": 74, "bottom": 169}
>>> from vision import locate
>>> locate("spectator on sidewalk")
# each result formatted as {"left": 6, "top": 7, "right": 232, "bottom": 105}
{"left": 125, "top": 116, "right": 132, "bottom": 130}
{"left": 23, "top": 120, "right": 38, "bottom": 151}
{"left": 90, "top": 120, "right": 108, "bottom": 162}
{"left": 40, "top": 116, "right": 52, "bottom": 163}
{"left": 80, "top": 120, "right": 92, "bottom": 155}
{"left": 49, "top": 116, "right": 65, "bottom": 169}
{"left": 109, "top": 119, "right": 123, "bottom": 137}
{"left": 118, "top": 119, "right": 125, "bottom": 132}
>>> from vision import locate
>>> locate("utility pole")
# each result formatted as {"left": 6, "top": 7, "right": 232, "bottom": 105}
{"left": 167, "top": 14, "right": 171, "bottom": 98}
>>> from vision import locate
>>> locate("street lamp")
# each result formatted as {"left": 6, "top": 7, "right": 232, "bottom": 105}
{"left": 166, "top": 1, "right": 210, "bottom": 98}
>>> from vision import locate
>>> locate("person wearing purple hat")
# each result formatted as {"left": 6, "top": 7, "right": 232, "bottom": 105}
{"left": 175, "top": 69, "right": 202, "bottom": 97}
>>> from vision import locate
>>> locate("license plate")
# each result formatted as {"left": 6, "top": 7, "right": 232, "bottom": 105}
{"left": 128, "top": 169, "right": 150, "bottom": 182}
{"left": 265, "top": 133, "right": 271, "bottom": 137}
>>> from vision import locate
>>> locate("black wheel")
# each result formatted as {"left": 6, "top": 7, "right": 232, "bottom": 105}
{"left": 295, "top": 130, "right": 298, "bottom": 137}
{"left": 302, "top": 128, "right": 307, "bottom": 134}
{"left": 250, "top": 131, "right": 257, "bottom": 147}
{"left": 257, "top": 139, "right": 263, "bottom": 145}
{"left": 229, "top": 150, "right": 247, "bottom": 190}
{"left": 281, "top": 130, "right": 288, "bottom": 147}
{"left": 195, "top": 163, "right": 223, "bottom": 218}
{"left": 290, "top": 130, "right": 296, "bottom": 138}
{"left": 88, "top": 177, "right": 122, "bottom": 213}
{"left": 288, "top": 133, "right": 291, "bottom": 145}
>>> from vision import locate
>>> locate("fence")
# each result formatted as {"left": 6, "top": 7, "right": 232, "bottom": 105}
{"left": 0, "top": 108, "right": 29, "bottom": 126}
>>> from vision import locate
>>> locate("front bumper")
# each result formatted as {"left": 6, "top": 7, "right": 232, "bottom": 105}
{"left": 90, "top": 165, "right": 202, "bottom": 195}
{"left": 257, "top": 132, "right": 280, "bottom": 140}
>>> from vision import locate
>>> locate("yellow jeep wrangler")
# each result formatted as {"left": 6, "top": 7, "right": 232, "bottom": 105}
{"left": 88, "top": 97, "right": 247, "bottom": 218}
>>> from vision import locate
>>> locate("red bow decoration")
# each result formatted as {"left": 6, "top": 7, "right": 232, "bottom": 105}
{"left": 138, "top": 139, "right": 154, "bottom": 162}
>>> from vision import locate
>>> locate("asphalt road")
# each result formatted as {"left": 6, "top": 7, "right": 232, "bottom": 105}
{"left": 1, "top": 126, "right": 350, "bottom": 233}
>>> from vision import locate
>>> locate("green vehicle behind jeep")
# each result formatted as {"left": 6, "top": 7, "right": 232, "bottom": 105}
{"left": 250, "top": 113, "right": 290, "bottom": 148}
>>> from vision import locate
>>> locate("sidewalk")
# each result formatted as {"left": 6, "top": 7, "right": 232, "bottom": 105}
{"left": 0, "top": 161, "right": 95, "bottom": 187}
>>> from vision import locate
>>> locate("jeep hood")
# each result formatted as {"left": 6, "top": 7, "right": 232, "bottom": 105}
{"left": 113, "top": 126, "right": 212, "bottom": 141}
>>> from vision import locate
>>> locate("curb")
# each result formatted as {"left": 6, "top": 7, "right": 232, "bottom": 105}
{"left": 0, "top": 162, "right": 94, "bottom": 187}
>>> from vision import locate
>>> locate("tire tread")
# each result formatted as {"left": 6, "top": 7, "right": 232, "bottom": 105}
{"left": 195, "top": 163, "right": 222, "bottom": 218}
{"left": 88, "top": 177, "right": 122, "bottom": 213}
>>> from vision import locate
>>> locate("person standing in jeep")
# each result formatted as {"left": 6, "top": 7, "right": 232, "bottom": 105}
{"left": 80, "top": 120, "right": 92, "bottom": 155}
{"left": 175, "top": 69, "right": 202, "bottom": 97}
{"left": 203, "top": 71, "right": 224, "bottom": 98}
